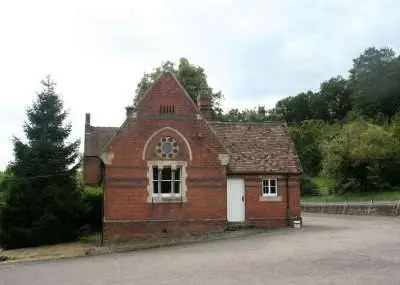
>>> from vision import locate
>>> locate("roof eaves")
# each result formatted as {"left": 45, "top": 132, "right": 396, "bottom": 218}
{"left": 209, "top": 120, "right": 286, "bottom": 125}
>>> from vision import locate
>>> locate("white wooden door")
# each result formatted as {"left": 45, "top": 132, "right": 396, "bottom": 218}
{"left": 227, "top": 178, "right": 245, "bottom": 222}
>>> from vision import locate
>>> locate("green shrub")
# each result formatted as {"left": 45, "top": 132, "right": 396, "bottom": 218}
{"left": 81, "top": 186, "right": 103, "bottom": 233}
{"left": 301, "top": 175, "right": 320, "bottom": 197}
{"left": 1, "top": 181, "right": 88, "bottom": 249}
{"left": 323, "top": 121, "right": 400, "bottom": 195}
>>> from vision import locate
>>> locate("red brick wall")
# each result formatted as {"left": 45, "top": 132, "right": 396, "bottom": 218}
{"left": 288, "top": 176, "right": 301, "bottom": 218}
{"left": 138, "top": 73, "right": 198, "bottom": 117}
{"left": 83, "top": 156, "right": 100, "bottom": 186}
{"left": 101, "top": 74, "right": 301, "bottom": 240}
{"left": 237, "top": 174, "right": 301, "bottom": 228}
{"left": 105, "top": 220, "right": 226, "bottom": 241}
{"left": 103, "top": 74, "right": 228, "bottom": 240}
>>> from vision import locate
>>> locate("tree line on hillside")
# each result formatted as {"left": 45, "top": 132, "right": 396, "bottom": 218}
{"left": 277, "top": 47, "right": 400, "bottom": 197}
{"left": 272, "top": 47, "right": 400, "bottom": 197}
{"left": 1, "top": 46, "right": 399, "bottom": 249}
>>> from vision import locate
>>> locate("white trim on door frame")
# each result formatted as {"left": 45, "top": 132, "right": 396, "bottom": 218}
{"left": 227, "top": 178, "right": 245, "bottom": 222}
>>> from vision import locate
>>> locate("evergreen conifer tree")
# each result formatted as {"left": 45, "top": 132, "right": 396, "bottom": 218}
{"left": 0, "top": 76, "right": 87, "bottom": 249}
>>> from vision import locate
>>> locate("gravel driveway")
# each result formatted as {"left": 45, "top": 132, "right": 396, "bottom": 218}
{"left": 1, "top": 213, "right": 400, "bottom": 285}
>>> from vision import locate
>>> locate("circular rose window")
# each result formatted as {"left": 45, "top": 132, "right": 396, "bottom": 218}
{"left": 156, "top": 136, "right": 179, "bottom": 159}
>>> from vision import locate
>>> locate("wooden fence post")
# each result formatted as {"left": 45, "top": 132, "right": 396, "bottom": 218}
{"left": 367, "top": 200, "right": 373, "bottom": 215}
{"left": 395, "top": 200, "right": 400, "bottom": 217}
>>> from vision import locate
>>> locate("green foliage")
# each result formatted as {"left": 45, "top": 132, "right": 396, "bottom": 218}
{"left": 322, "top": 120, "right": 400, "bottom": 195}
{"left": 289, "top": 120, "right": 328, "bottom": 175}
{"left": 319, "top": 76, "right": 352, "bottom": 122}
{"left": 134, "top": 58, "right": 223, "bottom": 119}
{"left": 221, "top": 106, "right": 275, "bottom": 122}
{"left": 79, "top": 234, "right": 101, "bottom": 244}
{"left": 0, "top": 172, "right": 10, "bottom": 232}
{"left": 312, "top": 176, "right": 335, "bottom": 196}
{"left": 81, "top": 186, "right": 103, "bottom": 233}
{"left": 349, "top": 47, "right": 400, "bottom": 120}
{"left": 301, "top": 191, "right": 400, "bottom": 202}
{"left": 271, "top": 76, "right": 352, "bottom": 124}
{"left": 300, "top": 175, "right": 320, "bottom": 197}
{"left": 0, "top": 77, "right": 88, "bottom": 249}
{"left": 274, "top": 92, "right": 314, "bottom": 123}
{"left": 0, "top": 171, "right": 5, "bottom": 200}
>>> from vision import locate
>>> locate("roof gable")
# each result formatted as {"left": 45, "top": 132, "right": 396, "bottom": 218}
{"left": 136, "top": 72, "right": 201, "bottom": 117}
{"left": 84, "top": 126, "right": 119, "bottom": 156}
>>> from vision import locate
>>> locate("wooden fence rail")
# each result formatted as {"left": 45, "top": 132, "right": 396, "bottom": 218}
{"left": 301, "top": 200, "right": 400, "bottom": 217}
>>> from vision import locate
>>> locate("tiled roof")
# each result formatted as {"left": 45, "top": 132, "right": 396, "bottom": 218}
{"left": 84, "top": 126, "right": 119, "bottom": 156}
{"left": 209, "top": 122, "right": 301, "bottom": 174}
{"left": 84, "top": 121, "right": 301, "bottom": 174}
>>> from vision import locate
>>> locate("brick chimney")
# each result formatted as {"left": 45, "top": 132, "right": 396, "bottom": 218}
{"left": 197, "top": 95, "right": 213, "bottom": 120}
{"left": 85, "top": 113, "right": 91, "bottom": 132}
{"left": 125, "top": 106, "right": 137, "bottom": 119}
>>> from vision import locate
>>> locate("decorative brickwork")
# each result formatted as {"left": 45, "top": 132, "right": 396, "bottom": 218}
{"left": 84, "top": 72, "right": 302, "bottom": 241}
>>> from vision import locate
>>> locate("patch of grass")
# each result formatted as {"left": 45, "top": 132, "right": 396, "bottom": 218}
{"left": 306, "top": 175, "right": 400, "bottom": 202}
{"left": 79, "top": 234, "right": 101, "bottom": 245}
{"left": 302, "top": 191, "right": 400, "bottom": 202}
{"left": 1, "top": 234, "right": 101, "bottom": 262}
{"left": 2, "top": 242, "right": 93, "bottom": 262}
{"left": 1, "top": 230, "right": 266, "bottom": 263}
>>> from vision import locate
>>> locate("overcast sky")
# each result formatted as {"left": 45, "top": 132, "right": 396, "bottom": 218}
{"left": 1, "top": 0, "right": 399, "bottom": 170}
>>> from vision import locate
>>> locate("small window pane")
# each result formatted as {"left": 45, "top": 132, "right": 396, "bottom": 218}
{"left": 153, "top": 167, "right": 159, "bottom": 180}
{"left": 270, "top": 186, "right": 277, "bottom": 194}
{"left": 174, "top": 181, "right": 180, "bottom": 194}
{"left": 270, "top": 179, "right": 276, "bottom": 187}
{"left": 175, "top": 168, "right": 181, "bottom": 180}
{"left": 161, "top": 167, "right": 172, "bottom": 180}
{"left": 262, "top": 181, "right": 266, "bottom": 194}
{"left": 153, "top": 181, "right": 159, "bottom": 194}
{"left": 161, "top": 181, "right": 172, "bottom": 193}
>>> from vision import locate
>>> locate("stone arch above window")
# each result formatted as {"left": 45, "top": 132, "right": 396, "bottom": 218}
{"left": 142, "top": 127, "right": 192, "bottom": 161}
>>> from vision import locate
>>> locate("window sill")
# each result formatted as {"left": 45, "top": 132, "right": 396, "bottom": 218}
{"left": 151, "top": 195, "right": 184, "bottom": 203}
{"left": 259, "top": 195, "right": 282, "bottom": 202}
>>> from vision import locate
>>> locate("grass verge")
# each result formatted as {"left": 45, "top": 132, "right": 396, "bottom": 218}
{"left": 0, "top": 230, "right": 266, "bottom": 263}
{"left": 305, "top": 175, "right": 400, "bottom": 202}
{"left": 302, "top": 191, "right": 400, "bottom": 202}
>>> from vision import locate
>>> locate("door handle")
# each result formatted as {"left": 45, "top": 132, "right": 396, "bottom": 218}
{"left": 242, "top": 195, "right": 244, "bottom": 202}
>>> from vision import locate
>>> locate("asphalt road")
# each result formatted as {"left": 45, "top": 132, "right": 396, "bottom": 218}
{"left": 1, "top": 213, "right": 400, "bottom": 285}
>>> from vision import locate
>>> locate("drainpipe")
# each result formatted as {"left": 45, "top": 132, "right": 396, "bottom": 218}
{"left": 284, "top": 122, "right": 291, "bottom": 227}
{"left": 286, "top": 173, "right": 290, "bottom": 227}
{"left": 100, "top": 163, "right": 105, "bottom": 247}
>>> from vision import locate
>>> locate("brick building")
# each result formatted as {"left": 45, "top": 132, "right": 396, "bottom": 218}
{"left": 84, "top": 72, "right": 302, "bottom": 242}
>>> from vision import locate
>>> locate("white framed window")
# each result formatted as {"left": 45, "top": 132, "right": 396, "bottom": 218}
{"left": 147, "top": 161, "right": 187, "bottom": 203}
{"left": 262, "top": 179, "right": 277, "bottom": 196}
{"left": 152, "top": 166, "right": 181, "bottom": 197}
